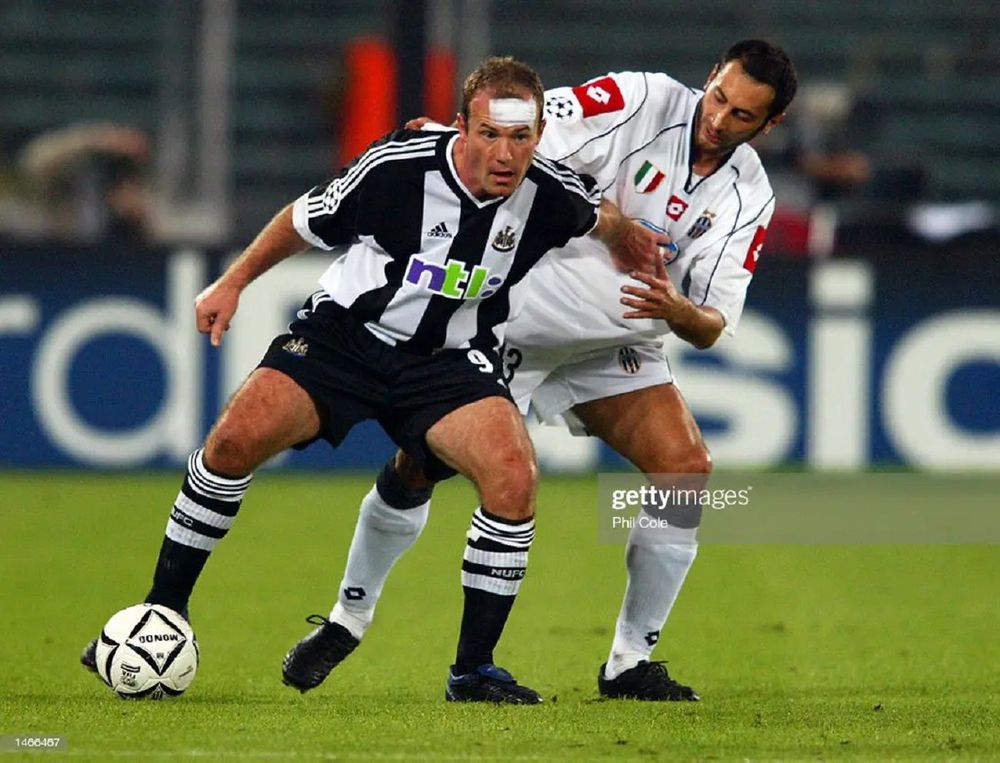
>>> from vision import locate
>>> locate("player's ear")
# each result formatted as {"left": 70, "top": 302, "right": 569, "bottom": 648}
{"left": 762, "top": 111, "right": 786, "bottom": 135}
{"left": 536, "top": 117, "right": 546, "bottom": 141}
{"left": 456, "top": 112, "right": 467, "bottom": 137}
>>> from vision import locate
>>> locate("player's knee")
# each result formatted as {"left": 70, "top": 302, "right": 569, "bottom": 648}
{"left": 202, "top": 429, "right": 256, "bottom": 478}
{"left": 680, "top": 443, "right": 712, "bottom": 476}
{"left": 481, "top": 450, "right": 538, "bottom": 519}
{"left": 393, "top": 449, "right": 435, "bottom": 490}
{"left": 642, "top": 441, "right": 712, "bottom": 477}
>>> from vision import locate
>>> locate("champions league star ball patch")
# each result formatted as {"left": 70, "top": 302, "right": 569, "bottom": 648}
{"left": 545, "top": 94, "right": 579, "bottom": 122}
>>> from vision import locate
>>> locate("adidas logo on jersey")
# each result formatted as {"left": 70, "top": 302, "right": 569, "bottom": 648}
{"left": 426, "top": 222, "right": 452, "bottom": 238}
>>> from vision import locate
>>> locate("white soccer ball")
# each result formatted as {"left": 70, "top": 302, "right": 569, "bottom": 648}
{"left": 95, "top": 604, "right": 199, "bottom": 699}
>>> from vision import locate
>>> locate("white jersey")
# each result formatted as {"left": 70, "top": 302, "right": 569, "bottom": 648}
{"left": 507, "top": 71, "right": 774, "bottom": 351}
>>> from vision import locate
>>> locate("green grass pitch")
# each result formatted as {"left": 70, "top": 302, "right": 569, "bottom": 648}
{"left": 1, "top": 471, "right": 998, "bottom": 760}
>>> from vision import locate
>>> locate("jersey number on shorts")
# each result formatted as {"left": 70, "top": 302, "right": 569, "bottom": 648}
{"left": 501, "top": 345, "right": 523, "bottom": 384}
{"left": 466, "top": 350, "right": 495, "bottom": 374}
{"left": 467, "top": 347, "right": 522, "bottom": 386}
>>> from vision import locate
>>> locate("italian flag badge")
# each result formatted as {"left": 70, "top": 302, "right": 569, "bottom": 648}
{"left": 634, "top": 161, "right": 665, "bottom": 193}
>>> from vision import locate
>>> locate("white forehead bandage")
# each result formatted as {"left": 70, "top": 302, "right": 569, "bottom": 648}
{"left": 488, "top": 98, "right": 538, "bottom": 127}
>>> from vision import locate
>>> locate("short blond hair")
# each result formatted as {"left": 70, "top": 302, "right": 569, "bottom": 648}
{"left": 461, "top": 56, "right": 544, "bottom": 128}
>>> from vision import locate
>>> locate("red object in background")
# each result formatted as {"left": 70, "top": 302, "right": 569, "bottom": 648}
{"left": 339, "top": 40, "right": 456, "bottom": 169}
{"left": 340, "top": 39, "right": 398, "bottom": 168}
{"left": 425, "top": 47, "right": 456, "bottom": 125}
{"left": 766, "top": 208, "right": 811, "bottom": 257}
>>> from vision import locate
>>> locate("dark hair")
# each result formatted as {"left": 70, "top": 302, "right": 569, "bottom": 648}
{"left": 720, "top": 39, "right": 797, "bottom": 118}
{"left": 461, "top": 56, "right": 545, "bottom": 127}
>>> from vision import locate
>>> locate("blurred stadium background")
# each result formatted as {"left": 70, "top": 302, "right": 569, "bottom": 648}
{"left": 1, "top": 0, "right": 998, "bottom": 472}
{"left": 2, "top": 6, "right": 997, "bottom": 757}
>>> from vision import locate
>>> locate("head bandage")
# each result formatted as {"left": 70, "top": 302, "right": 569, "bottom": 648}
{"left": 488, "top": 98, "right": 538, "bottom": 127}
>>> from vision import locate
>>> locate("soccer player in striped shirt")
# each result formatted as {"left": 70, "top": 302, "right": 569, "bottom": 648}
{"left": 80, "top": 56, "right": 660, "bottom": 704}
{"left": 299, "top": 40, "right": 798, "bottom": 702}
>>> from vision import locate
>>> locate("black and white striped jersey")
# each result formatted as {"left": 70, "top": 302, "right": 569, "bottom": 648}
{"left": 291, "top": 128, "right": 601, "bottom": 354}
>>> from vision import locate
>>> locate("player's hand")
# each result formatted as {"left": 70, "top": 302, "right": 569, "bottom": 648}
{"left": 607, "top": 219, "right": 663, "bottom": 274}
{"left": 620, "top": 254, "right": 684, "bottom": 320}
{"left": 404, "top": 116, "right": 433, "bottom": 130}
{"left": 195, "top": 280, "right": 241, "bottom": 347}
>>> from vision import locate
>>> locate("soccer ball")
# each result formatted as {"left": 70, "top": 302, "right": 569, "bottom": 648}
{"left": 95, "top": 604, "right": 199, "bottom": 699}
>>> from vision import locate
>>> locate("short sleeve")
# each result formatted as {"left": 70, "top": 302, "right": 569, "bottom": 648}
{"left": 291, "top": 172, "right": 362, "bottom": 251}
{"left": 686, "top": 199, "right": 774, "bottom": 335}
{"left": 548, "top": 168, "right": 602, "bottom": 249}
{"left": 540, "top": 72, "right": 689, "bottom": 189}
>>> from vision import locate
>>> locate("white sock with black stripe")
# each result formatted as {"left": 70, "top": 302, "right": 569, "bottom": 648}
{"left": 146, "top": 448, "right": 253, "bottom": 613}
{"left": 455, "top": 507, "right": 534, "bottom": 673}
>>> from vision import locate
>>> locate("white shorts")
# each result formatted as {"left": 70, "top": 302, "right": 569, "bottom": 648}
{"left": 508, "top": 340, "right": 674, "bottom": 435}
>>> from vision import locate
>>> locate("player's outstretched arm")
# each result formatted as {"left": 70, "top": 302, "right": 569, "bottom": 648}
{"left": 591, "top": 198, "right": 660, "bottom": 273}
{"left": 195, "top": 204, "right": 309, "bottom": 346}
{"left": 620, "top": 255, "right": 726, "bottom": 349}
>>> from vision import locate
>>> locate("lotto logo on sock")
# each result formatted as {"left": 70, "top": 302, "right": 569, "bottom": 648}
{"left": 343, "top": 587, "right": 366, "bottom": 601}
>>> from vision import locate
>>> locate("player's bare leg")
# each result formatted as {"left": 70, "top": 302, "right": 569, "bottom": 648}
{"left": 424, "top": 396, "right": 543, "bottom": 703}
{"left": 283, "top": 398, "right": 541, "bottom": 702}
{"left": 573, "top": 383, "right": 706, "bottom": 700}
{"left": 144, "top": 367, "right": 323, "bottom": 608}
{"left": 573, "top": 382, "right": 710, "bottom": 477}
{"left": 425, "top": 396, "right": 537, "bottom": 521}
{"left": 201, "top": 368, "right": 323, "bottom": 477}
{"left": 84, "top": 369, "right": 322, "bottom": 674}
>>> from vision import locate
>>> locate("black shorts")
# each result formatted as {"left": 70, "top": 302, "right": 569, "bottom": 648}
{"left": 258, "top": 301, "right": 513, "bottom": 481}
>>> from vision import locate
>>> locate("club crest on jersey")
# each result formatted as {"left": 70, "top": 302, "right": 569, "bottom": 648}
{"left": 404, "top": 255, "right": 504, "bottom": 299}
{"left": 634, "top": 161, "right": 666, "bottom": 194}
{"left": 491, "top": 225, "right": 517, "bottom": 253}
{"left": 618, "top": 346, "right": 642, "bottom": 375}
{"left": 282, "top": 337, "right": 309, "bottom": 357}
{"left": 686, "top": 210, "right": 716, "bottom": 239}
{"left": 666, "top": 194, "right": 689, "bottom": 221}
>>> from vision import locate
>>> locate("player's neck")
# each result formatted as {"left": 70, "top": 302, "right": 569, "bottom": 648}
{"left": 691, "top": 151, "right": 726, "bottom": 177}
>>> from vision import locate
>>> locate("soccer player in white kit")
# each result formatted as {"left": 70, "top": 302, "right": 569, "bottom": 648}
{"left": 286, "top": 40, "right": 798, "bottom": 701}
